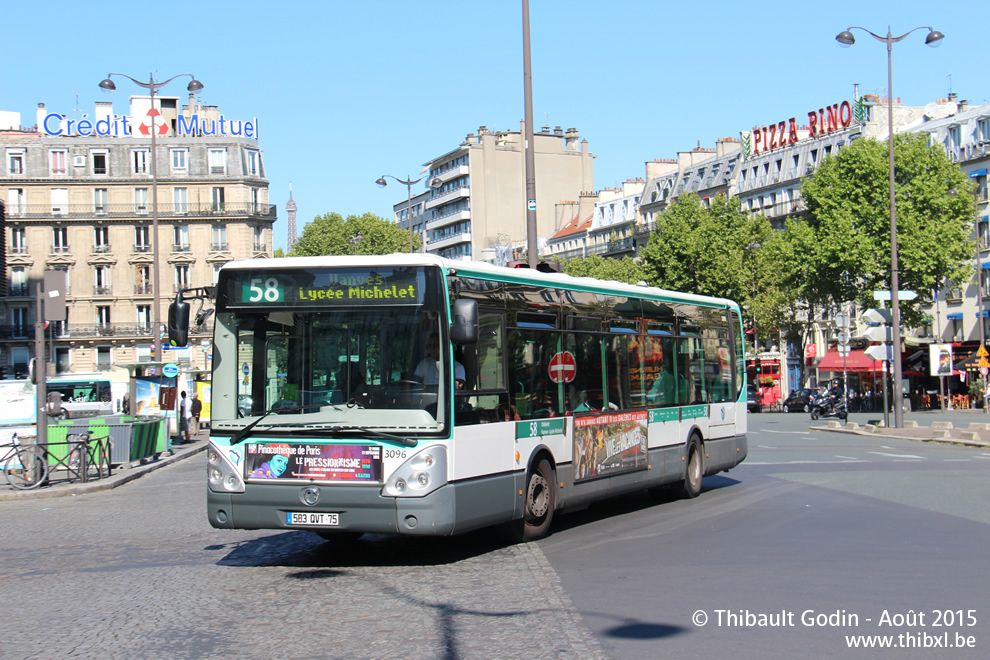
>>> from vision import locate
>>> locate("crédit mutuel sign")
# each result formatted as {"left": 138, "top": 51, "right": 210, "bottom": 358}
{"left": 745, "top": 100, "right": 855, "bottom": 156}
{"left": 41, "top": 108, "right": 258, "bottom": 139}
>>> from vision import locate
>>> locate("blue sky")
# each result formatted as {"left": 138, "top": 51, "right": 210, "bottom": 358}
{"left": 2, "top": 1, "right": 983, "bottom": 252}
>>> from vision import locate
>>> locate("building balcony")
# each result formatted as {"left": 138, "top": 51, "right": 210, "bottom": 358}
{"left": 3, "top": 202, "right": 277, "bottom": 220}
{"left": 134, "top": 285, "right": 152, "bottom": 295}
{"left": 427, "top": 232, "right": 472, "bottom": 251}
{"left": 431, "top": 165, "right": 469, "bottom": 184}
{"left": 253, "top": 242, "right": 267, "bottom": 252}
{"left": 0, "top": 322, "right": 215, "bottom": 342}
{"left": 426, "top": 209, "right": 470, "bottom": 231}
{"left": 93, "top": 286, "right": 113, "bottom": 296}
{"left": 133, "top": 245, "right": 151, "bottom": 253}
{"left": 586, "top": 236, "right": 635, "bottom": 257}
{"left": 424, "top": 187, "right": 470, "bottom": 211}
{"left": 210, "top": 242, "right": 229, "bottom": 252}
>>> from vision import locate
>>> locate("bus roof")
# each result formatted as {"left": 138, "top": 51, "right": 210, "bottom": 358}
{"left": 220, "top": 254, "right": 740, "bottom": 312}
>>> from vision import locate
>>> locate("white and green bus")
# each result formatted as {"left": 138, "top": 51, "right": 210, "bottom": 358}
{"left": 171, "top": 255, "right": 747, "bottom": 542}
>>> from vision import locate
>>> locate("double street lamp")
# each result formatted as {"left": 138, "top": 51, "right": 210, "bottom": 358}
{"left": 835, "top": 25, "right": 943, "bottom": 428}
{"left": 376, "top": 174, "right": 443, "bottom": 253}
{"left": 98, "top": 73, "right": 204, "bottom": 373}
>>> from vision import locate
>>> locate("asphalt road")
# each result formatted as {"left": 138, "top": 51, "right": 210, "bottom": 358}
{"left": 2, "top": 412, "right": 987, "bottom": 659}
{"left": 538, "top": 411, "right": 990, "bottom": 659}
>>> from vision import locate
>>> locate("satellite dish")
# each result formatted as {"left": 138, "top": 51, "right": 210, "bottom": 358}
{"left": 924, "top": 102, "right": 938, "bottom": 118}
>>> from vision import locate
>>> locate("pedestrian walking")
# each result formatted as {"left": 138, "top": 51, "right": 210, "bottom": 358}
{"left": 179, "top": 391, "right": 192, "bottom": 444}
{"left": 190, "top": 393, "right": 202, "bottom": 436}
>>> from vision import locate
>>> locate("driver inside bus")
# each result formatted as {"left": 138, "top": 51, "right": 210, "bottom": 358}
{"left": 415, "top": 332, "right": 465, "bottom": 386}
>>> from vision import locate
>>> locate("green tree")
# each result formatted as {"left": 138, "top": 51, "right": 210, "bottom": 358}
{"left": 290, "top": 211, "right": 417, "bottom": 256}
{"left": 273, "top": 247, "right": 286, "bottom": 258}
{"left": 800, "top": 133, "right": 975, "bottom": 327}
{"left": 562, "top": 254, "right": 644, "bottom": 285}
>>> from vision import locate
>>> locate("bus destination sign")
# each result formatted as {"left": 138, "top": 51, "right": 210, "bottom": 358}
{"left": 234, "top": 269, "right": 422, "bottom": 306}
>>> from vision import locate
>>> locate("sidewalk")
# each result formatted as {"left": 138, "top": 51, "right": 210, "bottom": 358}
{"left": 809, "top": 407, "right": 990, "bottom": 447}
{"left": 0, "top": 428, "right": 208, "bottom": 502}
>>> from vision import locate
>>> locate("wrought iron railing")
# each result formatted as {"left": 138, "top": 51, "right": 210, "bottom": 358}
{"left": 4, "top": 202, "right": 277, "bottom": 220}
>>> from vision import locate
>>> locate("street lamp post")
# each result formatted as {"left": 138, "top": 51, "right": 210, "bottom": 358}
{"left": 348, "top": 234, "right": 364, "bottom": 255}
{"left": 974, "top": 210, "right": 988, "bottom": 412}
{"left": 98, "top": 73, "right": 203, "bottom": 395}
{"left": 836, "top": 25, "right": 944, "bottom": 428}
{"left": 376, "top": 174, "right": 443, "bottom": 253}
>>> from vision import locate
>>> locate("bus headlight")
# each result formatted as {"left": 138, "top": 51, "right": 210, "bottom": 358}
{"left": 207, "top": 442, "right": 246, "bottom": 493}
{"left": 383, "top": 445, "right": 447, "bottom": 498}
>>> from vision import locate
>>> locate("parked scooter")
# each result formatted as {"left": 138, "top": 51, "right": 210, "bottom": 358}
{"left": 810, "top": 395, "right": 848, "bottom": 421}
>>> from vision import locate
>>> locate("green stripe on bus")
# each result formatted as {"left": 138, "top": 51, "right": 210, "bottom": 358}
{"left": 681, "top": 405, "right": 709, "bottom": 419}
{"left": 516, "top": 418, "right": 567, "bottom": 439}
{"left": 649, "top": 409, "right": 679, "bottom": 423}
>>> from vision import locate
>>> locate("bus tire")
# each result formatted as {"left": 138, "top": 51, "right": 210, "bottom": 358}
{"left": 681, "top": 436, "right": 703, "bottom": 499}
{"left": 501, "top": 458, "right": 555, "bottom": 543}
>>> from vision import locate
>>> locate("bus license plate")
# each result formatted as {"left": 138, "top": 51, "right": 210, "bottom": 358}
{"left": 287, "top": 512, "right": 339, "bottom": 527}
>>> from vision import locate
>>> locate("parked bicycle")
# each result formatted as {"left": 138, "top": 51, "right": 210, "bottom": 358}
{"left": 1, "top": 433, "right": 49, "bottom": 490}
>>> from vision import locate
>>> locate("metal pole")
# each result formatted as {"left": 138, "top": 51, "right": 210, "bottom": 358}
{"left": 34, "top": 283, "right": 48, "bottom": 485}
{"left": 150, "top": 75, "right": 162, "bottom": 373}
{"left": 522, "top": 0, "right": 538, "bottom": 268}
{"left": 976, "top": 216, "right": 988, "bottom": 412}
{"left": 407, "top": 177, "right": 414, "bottom": 253}
{"left": 886, "top": 31, "right": 905, "bottom": 428}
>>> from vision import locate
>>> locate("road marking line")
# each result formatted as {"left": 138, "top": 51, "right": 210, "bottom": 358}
{"left": 764, "top": 430, "right": 811, "bottom": 434}
{"left": 868, "top": 451, "right": 925, "bottom": 459}
{"left": 757, "top": 445, "right": 777, "bottom": 449}
{"left": 943, "top": 459, "right": 970, "bottom": 462}
{"left": 834, "top": 455, "right": 858, "bottom": 460}
{"left": 745, "top": 460, "right": 869, "bottom": 465}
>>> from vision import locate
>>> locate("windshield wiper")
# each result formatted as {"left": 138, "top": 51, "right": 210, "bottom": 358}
{"left": 326, "top": 425, "right": 418, "bottom": 448}
{"left": 229, "top": 404, "right": 320, "bottom": 445}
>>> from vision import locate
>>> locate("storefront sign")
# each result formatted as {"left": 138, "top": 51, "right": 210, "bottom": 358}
{"left": 42, "top": 110, "right": 259, "bottom": 139}
{"left": 746, "top": 100, "right": 854, "bottom": 156}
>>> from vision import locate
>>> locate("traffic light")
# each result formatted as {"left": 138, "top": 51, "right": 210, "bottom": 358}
{"left": 755, "top": 362, "right": 762, "bottom": 373}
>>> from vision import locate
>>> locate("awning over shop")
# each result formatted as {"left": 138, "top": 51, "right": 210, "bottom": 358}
{"left": 816, "top": 347, "right": 883, "bottom": 373}
{"left": 969, "top": 169, "right": 987, "bottom": 178}
{"left": 947, "top": 313, "right": 963, "bottom": 320}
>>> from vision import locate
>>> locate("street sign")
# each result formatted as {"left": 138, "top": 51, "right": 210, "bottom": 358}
{"left": 873, "top": 290, "right": 918, "bottom": 301}
{"left": 163, "top": 363, "right": 179, "bottom": 378}
{"left": 979, "top": 345, "right": 989, "bottom": 358}
{"left": 837, "top": 345, "right": 851, "bottom": 357}
{"left": 864, "top": 326, "right": 893, "bottom": 343}
{"left": 980, "top": 357, "right": 990, "bottom": 369}
{"left": 865, "top": 344, "right": 893, "bottom": 362}
{"left": 548, "top": 351, "right": 577, "bottom": 383}
{"left": 835, "top": 313, "right": 851, "bottom": 328}
{"left": 982, "top": 367, "right": 989, "bottom": 376}
{"left": 862, "top": 308, "right": 893, "bottom": 325}
{"left": 838, "top": 329, "right": 851, "bottom": 345}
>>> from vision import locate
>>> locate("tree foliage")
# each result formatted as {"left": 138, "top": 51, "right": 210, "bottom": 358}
{"left": 290, "top": 212, "right": 417, "bottom": 257}
{"left": 563, "top": 254, "right": 645, "bottom": 285}
{"left": 800, "top": 133, "right": 975, "bottom": 327}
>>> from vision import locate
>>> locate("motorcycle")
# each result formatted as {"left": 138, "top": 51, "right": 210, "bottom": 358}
{"left": 810, "top": 395, "right": 847, "bottom": 421}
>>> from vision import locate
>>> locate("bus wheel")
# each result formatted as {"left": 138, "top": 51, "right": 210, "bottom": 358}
{"left": 501, "top": 458, "right": 555, "bottom": 542}
{"left": 681, "top": 437, "right": 703, "bottom": 499}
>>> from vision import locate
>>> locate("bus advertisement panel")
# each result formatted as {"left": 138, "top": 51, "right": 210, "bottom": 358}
{"left": 573, "top": 411, "right": 648, "bottom": 482}
{"left": 244, "top": 442, "right": 383, "bottom": 482}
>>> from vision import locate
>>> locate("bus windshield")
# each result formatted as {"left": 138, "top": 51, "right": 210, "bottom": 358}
{"left": 214, "top": 265, "right": 449, "bottom": 434}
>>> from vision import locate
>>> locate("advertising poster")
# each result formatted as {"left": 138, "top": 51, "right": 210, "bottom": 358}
{"left": 134, "top": 377, "right": 163, "bottom": 416}
{"left": 573, "top": 410, "right": 648, "bottom": 482}
{"left": 195, "top": 381, "right": 212, "bottom": 422}
{"left": 929, "top": 344, "right": 953, "bottom": 377}
{"left": 244, "top": 443, "right": 383, "bottom": 482}
{"left": 0, "top": 380, "right": 37, "bottom": 425}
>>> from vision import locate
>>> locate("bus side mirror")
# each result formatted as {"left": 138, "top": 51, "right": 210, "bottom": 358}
{"left": 449, "top": 299, "right": 478, "bottom": 344}
{"left": 168, "top": 300, "right": 190, "bottom": 348}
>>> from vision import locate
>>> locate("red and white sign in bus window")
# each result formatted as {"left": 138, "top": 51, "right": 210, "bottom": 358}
{"left": 548, "top": 351, "right": 577, "bottom": 384}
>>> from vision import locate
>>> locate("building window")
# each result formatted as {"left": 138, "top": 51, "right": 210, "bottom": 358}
{"left": 212, "top": 225, "right": 227, "bottom": 251}
{"left": 170, "top": 149, "right": 188, "bottom": 174}
{"left": 253, "top": 226, "right": 265, "bottom": 252}
{"left": 97, "top": 305, "right": 111, "bottom": 328}
{"left": 91, "top": 150, "right": 108, "bottom": 175}
{"left": 95, "top": 265, "right": 112, "bottom": 295}
{"left": 97, "top": 347, "right": 112, "bottom": 372}
{"left": 135, "top": 265, "right": 151, "bottom": 294}
{"left": 250, "top": 188, "right": 259, "bottom": 213}
{"left": 213, "top": 263, "right": 223, "bottom": 284}
{"left": 209, "top": 148, "right": 227, "bottom": 175}
{"left": 94, "top": 226, "right": 110, "bottom": 252}
{"left": 946, "top": 126, "right": 961, "bottom": 150}
{"left": 11, "top": 308, "right": 28, "bottom": 337}
{"left": 246, "top": 150, "right": 259, "bottom": 175}
{"left": 51, "top": 188, "right": 68, "bottom": 215}
{"left": 10, "top": 227, "right": 26, "bottom": 254}
{"left": 54, "top": 347, "right": 70, "bottom": 374}
{"left": 7, "top": 149, "right": 25, "bottom": 175}
{"left": 174, "top": 265, "right": 190, "bottom": 292}
{"left": 11, "top": 267, "right": 27, "bottom": 296}
{"left": 50, "top": 149, "right": 67, "bottom": 175}
{"left": 135, "top": 187, "right": 148, "bottom": 214}
{"left": 94, "top": 188, "right": 108, "bottom": 214}
{"left": 53, "top": 266, "right": 70, "bottom": 296}
{"left": 7, "top": 188, "right": 25, "bottom": 216}
{"left": 135, "top": 226, "right": 150, "bottom": 252}
{"left": 137, "top": 305, "right": 151, "bottom": 333}
{"left": 174, "top": 225, "right": 189, "bottom": 251}
{"left": 52, "top": 226, "right": 69, "bottom": 253}
{"left": 211, "top": 187, "right": 225, "bottom": 212}
{"left": 173, "top": 187, "right": 187, "bottom": 213}
{"left": 132, "top": 149, "right": 149, "bottom": 174}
